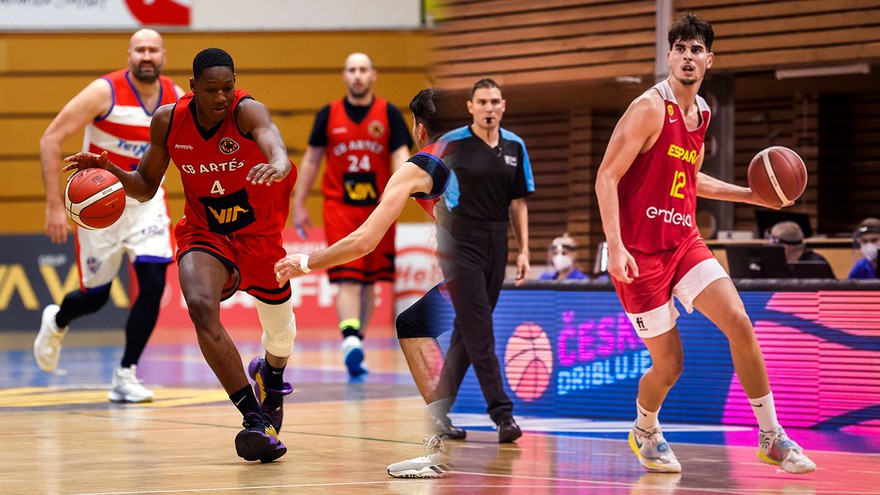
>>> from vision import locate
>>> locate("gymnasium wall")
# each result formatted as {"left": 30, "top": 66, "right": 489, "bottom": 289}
{"left": 0, "top": 30, "right": 433, "bottom": 235}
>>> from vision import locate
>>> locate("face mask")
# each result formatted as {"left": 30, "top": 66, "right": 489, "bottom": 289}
{"left": 861, "top": 242, "right": 878, "bottom": 262}
{"left": 552, "top": 254, "right": 573, "bottom": 271}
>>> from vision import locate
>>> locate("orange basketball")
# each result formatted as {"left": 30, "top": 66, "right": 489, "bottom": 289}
{"left": 747, "top": 146, "right": 807, "bottom": 208}
{"left": 64, "top": 168, "right": 126, "bottom": 230}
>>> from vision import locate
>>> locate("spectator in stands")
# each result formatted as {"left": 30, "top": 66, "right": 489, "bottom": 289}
{"left": 768, "top": 221, "right": 830, "bottom": 264}
{"left": 539, "top": 233, "right": 588, "bottom": 281}
{"left": 849, "top": 217, "right": 880, "bottom": 279}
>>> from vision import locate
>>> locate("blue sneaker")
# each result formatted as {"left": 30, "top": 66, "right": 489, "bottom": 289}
{"left": 235, "top": 412, "right": 287, "bottom": 463}
{"left": 341, "top": 335, "right": 368, "bottom": 378}
{"left": 248, "top": 357, "right": 293, "bottom": 432}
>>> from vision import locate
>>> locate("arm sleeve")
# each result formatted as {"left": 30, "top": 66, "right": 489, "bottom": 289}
{"left": 387, "top": 104, "right": 414, "bottom": 151}
{"left": 511, "top": 140, "right": 535, "bottom": 199}
{"left": 307, "top": 105, "right": 331, "bottom": 148}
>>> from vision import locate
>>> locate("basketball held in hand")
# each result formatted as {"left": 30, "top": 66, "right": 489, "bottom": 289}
{"left": 64, "top": 168, "right": 126, "bottom": 229}
{"left": 747, "top": 146, "right": 807, "bottom": 208}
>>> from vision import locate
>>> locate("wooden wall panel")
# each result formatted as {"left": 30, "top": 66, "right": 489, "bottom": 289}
{"left": 499, "top": 113, "right": 570, "bottom": 265}
{"left": 817, "top": 92, "right": 880, "bottom": 232}
{"left": 434, "top": 0, "right": 656, "bottom": 91}
{"left": 676, "top": 0, "right": 880, "bottom": 72}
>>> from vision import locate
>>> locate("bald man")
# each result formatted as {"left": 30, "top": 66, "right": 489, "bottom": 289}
{"left": 35, "top": 29, "right": 185, "bottom": 402}
{"left": 293, "top": 52, "right": 413, "bottom": 378}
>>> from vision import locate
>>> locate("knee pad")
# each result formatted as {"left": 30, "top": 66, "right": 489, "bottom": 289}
{"left": 254, "top": 298, "right": 297, "bottom": 358}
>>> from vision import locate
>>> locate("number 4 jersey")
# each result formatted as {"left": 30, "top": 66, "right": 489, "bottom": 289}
{"left": 617, "top": 79, "right": 710, "bottom": 254}
{"left": 167, "top": 90, "right": 296, "bottom": 236}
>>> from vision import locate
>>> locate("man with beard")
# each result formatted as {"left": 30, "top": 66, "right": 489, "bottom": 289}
{"left": 292, "top": 52, "right": 412, "bottom": 378}
{"left": 35, "top": 29, "right": 184, "bottom": 403}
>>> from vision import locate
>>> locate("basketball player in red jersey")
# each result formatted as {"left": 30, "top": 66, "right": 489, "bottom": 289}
{"left": 35, "top": 29, "right": 184, "bottom": 403}
{"left": 64, "top": 48, "right": 296, "bottom": 463}
{"left": 596, "top": 13, "right": 815, "bottom": 474}
{"left": 292, "top": 52, "right": 413, "bottom": 378}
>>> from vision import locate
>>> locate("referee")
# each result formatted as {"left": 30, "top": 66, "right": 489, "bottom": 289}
{"left": 436, "top": 78, "right": 534, "bottom": 442}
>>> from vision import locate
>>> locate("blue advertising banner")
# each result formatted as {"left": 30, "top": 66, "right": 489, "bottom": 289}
{"left": 447, "top": 287, "right": 880, "bottom": 430}
{"left": 0, "top": 234, "right": 130, "bottom": 331}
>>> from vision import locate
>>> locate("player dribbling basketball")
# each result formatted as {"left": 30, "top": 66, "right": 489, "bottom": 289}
{"left": 595, "top": 12, "right": 816, "bottom": 474}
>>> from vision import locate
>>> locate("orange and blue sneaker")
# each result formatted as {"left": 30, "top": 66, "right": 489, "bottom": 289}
{"left": 248, "top": 357, "right": 293, "bottom": 432}
{"left": 235, "top": 412, "right": 287, "bottom": 463}
{"left": 629, "top": 423, "right": 682, "bottom": 473}
{"left": 758, "top": 426, "right": 817, "bottom": 474}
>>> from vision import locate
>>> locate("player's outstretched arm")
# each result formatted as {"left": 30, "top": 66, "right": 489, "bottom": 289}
{"left": 63, "top": 105, "right": 172, "bottom": 202}
{"left": 595, "top": 94, "right": 663, "bottom": 283}
{"left": 237, "top": 99, "right": 291, "bottom": 185}
{"left": 275, "top": 162, "right": 433, "bottom": 285}
{"left": 40, "top": 79, "right": 112, "bottom": 243}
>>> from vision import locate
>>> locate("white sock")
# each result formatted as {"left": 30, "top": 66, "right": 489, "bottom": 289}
{"left": 428, "top": 397, "right": 453, "bottom": 425}
{"left": 749, "top": 392, "right": 780, "bottom": 432}
{"left": 636, "top": 401, "right": 659, "bottom": 430}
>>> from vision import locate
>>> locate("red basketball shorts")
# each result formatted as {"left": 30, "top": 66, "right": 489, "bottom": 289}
{"left": 175, "top": 219, "right": 291, "bottom": 303}
{"left": 323, "top": 200, "right": 395, "bottom": 284}
{"left": 612, "top": 235, "right": 728, "bottom": 339}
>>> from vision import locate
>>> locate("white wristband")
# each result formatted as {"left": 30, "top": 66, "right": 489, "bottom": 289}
{"left": 300, "top": 255, "right": 312, "bottom": 274}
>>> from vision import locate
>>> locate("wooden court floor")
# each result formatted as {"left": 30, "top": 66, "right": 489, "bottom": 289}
{"left": 0, "top": 327, "right": 878, "bottom": 495}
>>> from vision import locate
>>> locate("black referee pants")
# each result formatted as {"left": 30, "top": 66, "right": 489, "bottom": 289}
{"left": 438, "top": 216, "right": 514, "bottom": 424}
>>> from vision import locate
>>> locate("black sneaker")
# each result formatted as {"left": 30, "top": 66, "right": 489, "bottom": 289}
{"left": 497, "top": 417, "right": 522, "bottom": 444}
{"left": 435, "top": 420, "right": 467, "bottom": 440}
{"left": 235, "top": 412, "right": 287, "bottom": 463}
{"left": 248, "top": 357, "right": 294, "bottom": 432}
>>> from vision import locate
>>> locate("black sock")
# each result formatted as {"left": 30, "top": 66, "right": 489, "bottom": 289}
{"left": 229, "top": 385, "right": 262, "bottom": 417}
{"left": 339, "top": 319, "right": 362, "bottom": 340}
{"left": 264, "top": 361, "right": 286, "bottom": 390}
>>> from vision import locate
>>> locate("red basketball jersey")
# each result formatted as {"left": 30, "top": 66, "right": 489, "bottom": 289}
{"left": 166, "top": 90, "right": 296, "bottom": 236}
{"left": 322, "top": 98, "right": 392, "bottom": 206}
{"left": 85, "top": 69, "right": 178, "bottom": 171}
{"left": 618, "top": 80, "right": 710, "bottom": 254}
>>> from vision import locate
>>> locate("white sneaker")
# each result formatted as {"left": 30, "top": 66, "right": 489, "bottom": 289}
{"left": 34, "top": 304, "right": 68, "bottom": 372}
{"left": 108, "top": 365, "right": 154, "bottom": 403}
{"left": 629, "top": 423, "right": 682, "bottom": 473}
{"left": 387, "top": 436, "right": 452, "bottom": 478}
{"left": 341, "top": 335, "right": 368, "bottom": 377}
{"left": 758, "top": 426, "right": 817, "bottom": 474}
